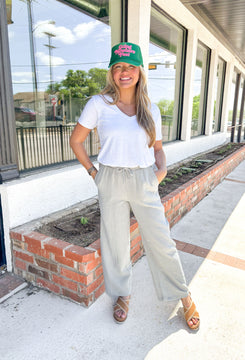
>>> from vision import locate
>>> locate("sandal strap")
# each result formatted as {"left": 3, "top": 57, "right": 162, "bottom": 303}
{"left": 114, "top": 296, "right": 129, "bottom": 314}
{"left": 184, "top": 301, "right": 200, "bottom": 322}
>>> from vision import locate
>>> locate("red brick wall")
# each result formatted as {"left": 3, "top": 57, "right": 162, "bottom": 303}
{"left": 163, "top": 145, "right": 245, "bottom": 227}
{"left": 10, "top": 145, "right": 245, "bottom": 306}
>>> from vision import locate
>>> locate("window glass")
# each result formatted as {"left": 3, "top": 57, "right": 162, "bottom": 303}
{"left": 191, "top": 42, "right": 210, "bottom": 137}
{"left": 227, "top": 71, "right": 238, "bottom": 138}
{"left": 7, "top": 0, "right": 111, "bottom": 171}
{"left": 149, "top": 7, "right": 186, "bottom": 142}
{"left": 236, "top": 77, "right": 244, "bottom": 141}
{"left": 212, "top": 57, "right": 226, "bottom": 133}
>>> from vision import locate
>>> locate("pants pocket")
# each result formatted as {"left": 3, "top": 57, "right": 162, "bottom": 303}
{"left": 94, "top": 164, "right": 103, "bottom": 186}
{"left": 150, "top": 167, "right": 159, "bottom": 186}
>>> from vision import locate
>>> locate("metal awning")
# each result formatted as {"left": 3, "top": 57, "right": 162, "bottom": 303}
{"left": 180, "top": 0, "right": 245, "bottom": 65}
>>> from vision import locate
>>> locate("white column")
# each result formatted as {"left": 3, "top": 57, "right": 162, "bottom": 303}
{"left": 220, "top": 61, "right": 234, "bottom": 133}
{"left": 109, "top": 0, "right": 122, "bottom": 46}
{"left": 205, "top": 49, "right": 218, "bottom": 136}
{"left": 181, "top": 29, "right": 197, "bottom": 141}
{"left": 128, "top": 0, "right": 151, "bottom": 78}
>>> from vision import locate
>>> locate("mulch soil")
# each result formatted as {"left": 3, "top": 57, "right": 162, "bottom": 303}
{"left": 37, "top": 142, "right": 244, "bottom": 247}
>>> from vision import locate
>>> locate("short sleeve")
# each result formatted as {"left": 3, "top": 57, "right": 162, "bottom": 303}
{"left": 152, "top": 103, "right": 162, "bottom": 141}
{"left": 78, "top": 96, "right": 98, "bottom": 129}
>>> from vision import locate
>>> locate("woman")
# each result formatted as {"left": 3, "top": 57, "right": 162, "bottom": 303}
{"left": 70, "top": 42, "right": 200, "bottom": 330}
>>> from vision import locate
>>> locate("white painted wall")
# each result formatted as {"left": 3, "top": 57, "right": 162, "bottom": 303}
{"left": 164, "top": 133, "right": 228, "bottom": 166}
{"left": 0, "top": 161, "right": 99, "bottom": 271}
{"left": 5, "top": 162, "right": 99, "bottom": 229}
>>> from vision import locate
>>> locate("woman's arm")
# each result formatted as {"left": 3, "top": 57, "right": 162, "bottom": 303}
{"left": 70, "top": 123, "right": 98, "bottom": 179}
{"left": 153, "top": 140, "right": 167, "bottom": 183}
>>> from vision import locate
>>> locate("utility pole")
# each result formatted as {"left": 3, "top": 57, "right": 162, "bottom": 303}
{"left": 27, "top": 0, "right": 38, "bottom": 110}
{"left": 44, "top": 31, "right": 56, "bottom": 93}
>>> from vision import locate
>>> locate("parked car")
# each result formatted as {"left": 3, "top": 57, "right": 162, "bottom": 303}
{"left": 45, "top": 115, "right": 63, "bottom": 122}
{"left": 15, "top": 107, "right": 36, "bottom": 122}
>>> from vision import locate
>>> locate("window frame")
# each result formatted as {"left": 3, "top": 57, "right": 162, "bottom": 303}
{"left": 191, "top": 40, "right": 211, "bottom": 137}
{"left": 213, "top": 56, "right": 226, "bottom": 133}
{"left": 150, "top": 2, "right": 187, "bottom": 142}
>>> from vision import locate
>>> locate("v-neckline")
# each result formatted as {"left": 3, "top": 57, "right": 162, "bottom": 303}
{"left": 114, "top": 104, "right": 136, "bottom": 118}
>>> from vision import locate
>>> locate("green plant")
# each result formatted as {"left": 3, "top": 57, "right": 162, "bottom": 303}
{"left": 165, "top": 177, "right": 173, "bottom": 183}
{"left": 160, "top": 181, "right": 166, "bottom": 186}
{"left": 218, "top": 143, "right": 233, "bottom": 155}
{"left": 80, "top": 216, "right": 88, "bottom": 225}
{"left": 172, "top": 175, "right": 178, "bottom": 180}
{"left": 217, "top": 149, "right": 225, "bottom": 154}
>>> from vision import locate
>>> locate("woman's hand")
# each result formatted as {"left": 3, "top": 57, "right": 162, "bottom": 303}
{"left": 91, "top": 169, "right": 98, "bottom": 180}
{"left": 154, "top": 168, "right": 167, "bottom": 184}
{"left": 153, "top": 140, "right": 167, "bottom": 183}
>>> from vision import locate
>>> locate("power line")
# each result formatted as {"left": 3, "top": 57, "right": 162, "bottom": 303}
{"left": 12, "top": 61, "right": 108, "bottom": 67}
{"left": 13, "top": 81, "right": 55, "bottom": 84}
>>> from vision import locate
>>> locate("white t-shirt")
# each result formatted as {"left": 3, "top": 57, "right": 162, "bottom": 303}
{"left": 78, "top": 94, "right": 162, "bottom": 168}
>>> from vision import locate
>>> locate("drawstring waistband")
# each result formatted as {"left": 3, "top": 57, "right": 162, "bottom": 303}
{"left": 99, "top": 163, "right": 140, "bottom": 180}
{"left": 117, "top": 167, "right": 134, "bottom": 178}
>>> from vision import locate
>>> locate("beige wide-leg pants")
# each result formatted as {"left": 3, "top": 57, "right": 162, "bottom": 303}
{"left": 95, "top": 164, "right": 189, "bottom": 301}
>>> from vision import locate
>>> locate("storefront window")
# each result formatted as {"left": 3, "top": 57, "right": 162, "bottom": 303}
{"left": 191, "top": 42, "right": 210, "bottom": 137}
{"left": 7, "top": 0, "right": 112, "bottom": 171}
{"left": 227, "top": 71, "right": 237, "bottom": 138}
{"left": 212, "top": 57, "right": 226, "bottom": 133}
{"left": 149, "top": 6, "right": 186, "bottom": 142}
{"left": 236, "top": 77, "right": 244, "bottom": 141}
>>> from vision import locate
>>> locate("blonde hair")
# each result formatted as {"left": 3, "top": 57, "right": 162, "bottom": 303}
{"left": 100, "top": 66, "right": 156, "bottom": 147}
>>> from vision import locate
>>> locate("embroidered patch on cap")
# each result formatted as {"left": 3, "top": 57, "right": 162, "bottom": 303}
{"left": 109, "top": 42, "right": 144, "bottom": 68}
{"left": 114, "top": 44, "right": 136, "bottom": 57}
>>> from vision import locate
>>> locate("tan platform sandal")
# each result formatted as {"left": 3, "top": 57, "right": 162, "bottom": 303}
{"left": 113, "top": 296, "right": 130, "bottom": 324}
{"left": 183, "top": 297, "right": 200, "bottom": 331}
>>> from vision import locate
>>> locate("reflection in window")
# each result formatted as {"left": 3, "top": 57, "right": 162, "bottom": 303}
{"left": 213, "top": 57, "right": 226, "bottom": 133}
{"left": 191, "top": 42, "right": 210, "bottom": 137}
{"left": 149, "top": 7, "right": 186, "bottom": 143}
{"left": 236, "top": 77, "right": 244, "bottom": 141}
{"left": 7, "top": 0, "right": 111, "bottom": 171}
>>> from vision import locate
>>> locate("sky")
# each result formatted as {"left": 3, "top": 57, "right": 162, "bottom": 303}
{"left": 8, "top": 0, "right": 111, "bottom": 95}
{"left": 8, "top": 0, "right": 202, "bottom": 105}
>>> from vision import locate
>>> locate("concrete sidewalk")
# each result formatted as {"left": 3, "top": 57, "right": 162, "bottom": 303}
{"left": 1, "top": 161, "right": 245, "bottom": 360}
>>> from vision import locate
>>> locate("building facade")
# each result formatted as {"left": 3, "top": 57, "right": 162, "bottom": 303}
{"left": 0, "top": 0, "right": 245, "bottom": 271}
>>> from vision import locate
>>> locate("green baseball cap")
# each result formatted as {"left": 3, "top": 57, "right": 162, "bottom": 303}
{"left": 109, "top": 42, "right": 144, "bottom": 68}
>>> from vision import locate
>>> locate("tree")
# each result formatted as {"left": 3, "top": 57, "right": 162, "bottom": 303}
{"left": 46, "top": 68, "right": 107, "bottom": 100}
{"left": 87, "top": 68, "right": 107, "bottom": 95}
{"left": 61, "top": 69, "right": 89, "bottom": 99}
{"left": 192, "top": 95, "right": 200, "bottom": 120}
{"left": 46, "top": 82, "right": 62, "bottom": 94}
{"left": 157, "top": 99, "right": 174, "bottom": 116}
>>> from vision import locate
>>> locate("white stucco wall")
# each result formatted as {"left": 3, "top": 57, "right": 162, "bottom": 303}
{"left": 0, "top": 161, "right": 99, "bottom": 271}
{"left": 5, "top": 162, "right": 99, "bottom": 229}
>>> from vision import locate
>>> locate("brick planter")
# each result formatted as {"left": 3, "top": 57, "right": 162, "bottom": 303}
{"left": 10, "top": 145, "right": 245, "bottom": 306}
